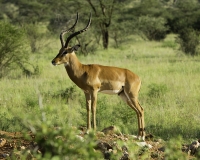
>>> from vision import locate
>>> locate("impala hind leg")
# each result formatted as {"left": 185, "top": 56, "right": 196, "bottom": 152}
{"left": 128, "top": 97, "right": 145, "bottom": 140}
{"left": 119, "top": 91, "right": 145, "bottom": 140}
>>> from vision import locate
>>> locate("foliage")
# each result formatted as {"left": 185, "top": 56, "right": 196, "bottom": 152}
{"left": 167, "top": 0, "right": 200, "bottom": 33}
{"left": 24, "top": 23, "right": 45, "bottom": 53}
{"left": 6, "top": 0, "right": 50, "bottom": 24}
{"left": 46, "top": 0, "right": 74, "bottom": 34}
{"left": 136, "top": 16, "right": 168, "bottom": 41}
{"left": 22, "top": 122, "right": 102, "bottom": 159}
{"left": 176, "top": 28, "right": 200, "bottom": 56}
{"left": 133, "top": 0, "right": 165, "bottom": 17}
{"left": 51, "top": 85, "right": 82, "bottom": 103}
{"left": 165, "top": 136, "right": 188, "bottom": 159}
{"left": 1, "top": 0, "right": 200, "bottom": 52}
{"left": 0, "top": 2, "right": 19, "bottom": 21}
{"left": 0, "top": 21, "right": 29, "bottom": 77}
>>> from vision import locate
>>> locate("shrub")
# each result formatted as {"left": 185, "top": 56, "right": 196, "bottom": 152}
{"left": 0, "top": 21, "right": 40, "bottom": 78}
{"left": 24, "top": 23, "right": 45, "bottom": 53}
{"left": 14, "top": 121, "right": 102, "bottom": 159}
{"left": 176, "top": 28, "right": 200, "bottom": 56}
{"left": 0, "top": 21, "right": 28, "bottom": 77}
{"left": 165, "top": 136, "right": 188, "bottom": 159}
{"left": 136, "top": 16, "right": 168, "bottom": 41}
{"left": 161, "top": 40, "right": 177, "bottom": 49}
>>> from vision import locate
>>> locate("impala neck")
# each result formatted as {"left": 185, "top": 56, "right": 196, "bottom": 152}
{"left": 64, "top": 52, "right": 84, "bottom": 80}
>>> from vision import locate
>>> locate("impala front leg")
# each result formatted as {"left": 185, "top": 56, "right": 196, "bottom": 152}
{"left": 85, "top": 92, "right": 91, "bottom": 130}
{"left": 91, "top": 90, "right": 98, "bottom": 130}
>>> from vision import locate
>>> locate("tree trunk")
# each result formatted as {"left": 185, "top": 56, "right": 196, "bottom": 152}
{"left": 102, "top": 30, "right": 109, "bottom": 49}
{"left": 101, "top": 23, "right": 109, "bottom": 49}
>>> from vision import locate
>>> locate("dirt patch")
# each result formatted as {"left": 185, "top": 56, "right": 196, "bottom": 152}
{"left": 0, "top": 131, "right": 35, "bottom": 159}
{"left": 0, "top": 128, "right": 198, "bottom": 159}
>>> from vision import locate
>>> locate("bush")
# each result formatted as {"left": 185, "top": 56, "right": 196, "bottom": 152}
{"left": 168, "top": 0, "right": 200, "bottom": 33}
{"left": 24, "top": 23, "right": 46, "bottom": 53}
{"left": 0, "top": 21, "right": 39, "bottom": 78}
{"left": 14, "top": 121, "right": 102, "bottom": 159}
{"left": 136, "top": 16, "right": 168, "bottom": 41}
{"left": 176, "top": 28, "right": 200, "bottom": 56}
{"left": 31, "top": 123, "right": 102, "bottom": 159}
{"left": 165, "top": 136, "right": 188, "bottom": 159}
{"left": 0, "top": 21, "right": 27, "bottom": 77}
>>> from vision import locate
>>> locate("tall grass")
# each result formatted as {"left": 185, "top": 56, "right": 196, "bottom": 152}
{"left": 0, "top": 34, "right": 200, "bottom": 141}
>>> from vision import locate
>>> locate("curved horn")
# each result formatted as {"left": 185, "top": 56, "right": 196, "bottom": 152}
{"left": 64, "top": 13, "right": 92, "bottom": 48}
{"left": 60, "top": 13, "right": 79, "bottom": 47}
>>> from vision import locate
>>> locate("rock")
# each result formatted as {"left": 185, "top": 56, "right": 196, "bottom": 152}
{"left": 136, "top": 142, "right": 153, "bottom": 149}
{"left": 158, "top": 146, "right": 165, "bottom": 152}
{"left": 95, "top": 142, "right": 113, "bottom": 153}
{"left": 120, "top": 145, "right": 130, "bottom": 160}
{"left": 0, "top": 138, "right": 6, "bottom": 147}
{"left": 20, "top": 146, "right": 26, "bottom": 150}
{"left": 96, "top": 131, "right": 105, "bottom": 137}
{"left": 101, "top": 126, "right": 122, "bottom": 136}
{"left": 94, "top": 141, "right": 113, "bottom": 159}
{"left": 75, "top": 135, "right": 84, "bottom": 142}
{"left": 2, "top": 153, "right": 9, "bottom": 158}
{"left": 188, "top": 140, "right": 200, "bottom": 155}
{"left": 130, "top": 135, "right": 138, "bottom": 139}
{"left": 145, "top": 133, "right": 154, "bottom": 140}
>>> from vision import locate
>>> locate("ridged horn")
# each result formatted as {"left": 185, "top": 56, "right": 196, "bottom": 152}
{"left": 64, "top": 13, "right": 92, "bottom": 48}
{"left": 60, "top": 12, "right": 79, "bottom": 47}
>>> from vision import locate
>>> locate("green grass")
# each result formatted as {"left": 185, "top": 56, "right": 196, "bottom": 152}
{"left": 0, "top": 34, "right": 200, "bottom": 141}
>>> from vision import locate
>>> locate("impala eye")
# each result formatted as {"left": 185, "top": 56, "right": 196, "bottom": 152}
{"left": 62, "top": 51, "right": 68, "bottom": 55}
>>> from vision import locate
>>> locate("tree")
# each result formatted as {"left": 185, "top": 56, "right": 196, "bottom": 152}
{"left": 125, "top": 0, "right": 170, "bottom": 41}
{"left": 85, "top": 0, "right": 116, "bottom": 49}
{"left": 0, "top": 21, "right": 31, "bottom": 77}
{"left": 0, "top": 0, "right": 52, "bottom": 24}
{"left": 167, "top": 0, "right": 200, "bottom": 33}
{"left": 47, "top": 0, "right": 129, "bottom": 50}
{"left": 136, "top": 16, "right": 168, "bottom": 41}
{"left": 176, "top": 28, "right": 200, "bottom": 56}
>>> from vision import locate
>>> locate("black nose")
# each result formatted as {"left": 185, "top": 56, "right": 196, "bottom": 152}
{"left": 52, "top": 60, "right": 56, "bottom": 66}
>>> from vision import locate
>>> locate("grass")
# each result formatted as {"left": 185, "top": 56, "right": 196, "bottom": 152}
{"left": 0, "top": 34, "right": 200, "bottom": 141}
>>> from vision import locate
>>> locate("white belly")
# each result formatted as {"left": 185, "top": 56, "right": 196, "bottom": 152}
{"left": 99, "top": 89, "right": 121, "bottom": 95}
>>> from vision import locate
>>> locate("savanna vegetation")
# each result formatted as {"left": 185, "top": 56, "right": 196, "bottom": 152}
{"left": 0, "top": 0, "right": 200, "bottom": 159}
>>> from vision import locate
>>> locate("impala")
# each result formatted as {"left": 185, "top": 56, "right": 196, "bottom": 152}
{"left": 51, "top": 13, "right": 145, "bottom": 140}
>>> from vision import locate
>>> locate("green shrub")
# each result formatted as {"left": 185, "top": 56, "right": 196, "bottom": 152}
{"left": 165, "top": 136, "right": 188, "bottom": 159}
{"left": 161, "top": 40, "right": 177, "bottom": 49}
{"left": 51, "top": 85, "right": 81, "bottom": 103}
{"left": 136, "top": 16, "right": 168, "bottom": 41}
{"left": 24, "top": 23, "right": 46, "bottom": 53}
{"left": 0, "top": 21, "right": 28, "bottom": 77}
{"left": 176, "top": 28, "right": 200, "bottom": 56}
{"left": 20, "top": 122, "right": 102, "bottom": 159}
{"left": 0, "top": 21, "right": 39, "bottom": 78}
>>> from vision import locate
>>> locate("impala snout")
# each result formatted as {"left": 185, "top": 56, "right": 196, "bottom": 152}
{"left": 52, "top": 60, "right": 56, "bottom": 66}
{"left": 52, "top": 58, "right": 59, "bottom": 66}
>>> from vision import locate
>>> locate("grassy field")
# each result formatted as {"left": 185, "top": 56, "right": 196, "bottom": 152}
{"left": 0, "top": 34, "right": 200, "bottom": 142}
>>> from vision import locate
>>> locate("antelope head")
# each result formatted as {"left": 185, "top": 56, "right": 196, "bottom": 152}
{"left": 52, "top": 13, "right": 91, "bottom": 66}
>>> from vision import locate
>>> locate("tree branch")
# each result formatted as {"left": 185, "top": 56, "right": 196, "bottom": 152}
{"left": 108, "top": 0, "right": 115, "bottom": 26}
{"left": 99, "top": 0, "right": 106, "bottom": 17}
{"left": 85, "top": 0, "right": 98, "bottom": 17}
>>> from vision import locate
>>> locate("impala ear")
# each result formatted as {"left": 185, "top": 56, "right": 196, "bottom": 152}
{"left": 72, "top": 44, "right": 81, "bottom": 51}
